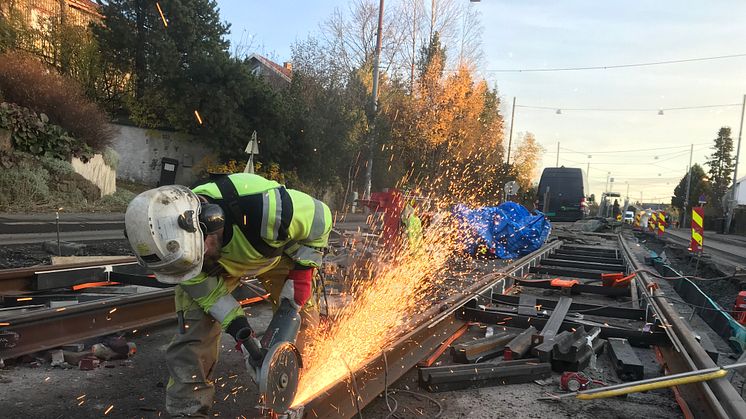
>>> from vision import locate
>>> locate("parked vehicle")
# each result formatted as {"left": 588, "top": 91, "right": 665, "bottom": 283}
{"left": 623, "top": 210, "right": 635, "bottom": 224}
{"left": 536, "top": 167, "right": 591, "bottom": 222}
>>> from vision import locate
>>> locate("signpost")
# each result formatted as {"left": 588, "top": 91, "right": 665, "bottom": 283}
{"left": 244, "top": 131, "right": 259, "bottom": 173}
{"left": 504, "top": 181, "right": 519, "bottom": 201}
{"left": 691, "top": 207, "right": 704, "bottom": 252}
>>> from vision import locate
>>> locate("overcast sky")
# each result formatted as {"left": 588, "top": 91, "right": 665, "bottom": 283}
{"left": 217, "top": 0, "right": 746, "bottom": 203}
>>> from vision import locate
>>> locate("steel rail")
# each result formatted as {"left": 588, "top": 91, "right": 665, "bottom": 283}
{"left": 288, "top": 240, "right": 563, "bottom": 418}
{"left": 0, "top": 289, "right": 174, "bottom": 360}
{"left": 0, "top": 257, "right": 138, "bottom": 293}
{"left": 618, "top": 234, "right": 746, "bottom": 419}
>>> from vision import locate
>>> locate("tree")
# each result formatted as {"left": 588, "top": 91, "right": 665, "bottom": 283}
{"left": 93, "top": 0, "right": 232, "bottom": 128}
{"left": 671, "top": 163, "right": 709, "bottom": 222}
{"left": 705, "top": 127, "right": 735, "bottom": 214}
{"left": 512, "top": 132, "right": 544, "bottom": 192}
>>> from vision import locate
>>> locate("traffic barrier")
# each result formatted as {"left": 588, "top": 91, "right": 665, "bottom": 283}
{"left": 690, "top": 207, "right": 704, "bottom": 252}
{"left": 657, "top": 211, "right": 666, "bottom": 238}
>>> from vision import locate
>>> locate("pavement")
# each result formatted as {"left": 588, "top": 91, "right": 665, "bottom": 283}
{"left": 664, "top": 228, "right": 746, "bottom": 271}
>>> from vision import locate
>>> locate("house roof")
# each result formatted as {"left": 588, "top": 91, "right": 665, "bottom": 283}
{"left": 67, "top": 0, "right": 103, "bottom": 19}
{"left": 247, "top": 53, "right": 292, "bottom": 82}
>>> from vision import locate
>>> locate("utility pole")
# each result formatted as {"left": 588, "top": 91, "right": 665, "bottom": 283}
{"left": 506, "top": 97, "right": 516, "bottom": 165}
{"left": 555, "top": 142, "right": 560, "bottom": 166}
{"left": 605, "top": 172, "right": 611, "bottom": 193}
{"left": 363, "top": 0, "right": 385, "bottom": 200}
{"left": 725, "top": 94, "right": 746, "bottom": 234}
{"left": 683, "top": 144, "right": 693, "bottom": 228}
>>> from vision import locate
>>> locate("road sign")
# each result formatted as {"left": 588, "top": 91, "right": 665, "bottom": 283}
{"left": 505, "top": 181, "right": 519, "bottom": 195}
{"left": 698, "top": 194, "right": 707, "bottom": 204}
{"left": 691, "top": 206, "right": 704, "bottom": 252}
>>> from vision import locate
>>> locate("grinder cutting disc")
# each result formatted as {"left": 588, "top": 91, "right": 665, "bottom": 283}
{"left": 258, "top": 342, "right": 301, "bottom": 413}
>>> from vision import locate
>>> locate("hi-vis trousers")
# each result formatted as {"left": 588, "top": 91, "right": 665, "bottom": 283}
{"left": 164, "top": 256, "right": 319, "bottom": 417}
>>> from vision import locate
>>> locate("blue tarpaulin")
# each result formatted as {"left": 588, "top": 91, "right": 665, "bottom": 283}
{"left": 454, "top": 202, "right": 552, "bottom": 259}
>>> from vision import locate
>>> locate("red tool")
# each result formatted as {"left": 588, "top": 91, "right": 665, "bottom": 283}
{"left": 601, "top": 272, "right": 637, "bottom": 288}
{"left": 734, "top": 291, "right": 746, "bottom": 326}
{"left": 559, "top": 372, "right": 606, "bottom": 392}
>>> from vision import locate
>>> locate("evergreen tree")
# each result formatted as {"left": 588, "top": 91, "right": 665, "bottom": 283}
{"left": 671, "top": 163, "right": 709, "bottom": 221}
{"left": 705, "top": 127, "right": 735, "bottom": 214}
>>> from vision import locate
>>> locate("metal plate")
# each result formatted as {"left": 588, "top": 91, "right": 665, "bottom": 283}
{"left": 258, "top": 342, "right": 300, "bottom": 413}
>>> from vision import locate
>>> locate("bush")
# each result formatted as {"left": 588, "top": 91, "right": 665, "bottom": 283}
{"left": 0, "top": 166, "right": 51, "bottom": 210}
{"left": 0, "top": 52, "right": 114, "bottom": 151}
{"left": 102, "top": 146, "right": 120, "bottom": 170}
{"left": 0, "top": 102, "right": 93, "bottom": 160}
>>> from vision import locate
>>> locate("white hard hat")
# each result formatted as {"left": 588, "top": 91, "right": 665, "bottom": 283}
{"left": 124, "top": 185, "right": 205, "bottom": 284}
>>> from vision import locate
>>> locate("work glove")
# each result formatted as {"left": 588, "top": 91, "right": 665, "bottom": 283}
{"left": 280, "top": 266, "right": 314, "bottom": 311}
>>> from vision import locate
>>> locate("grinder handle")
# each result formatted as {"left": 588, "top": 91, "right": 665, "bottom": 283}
{"left": 242, "top": 334, "right": 264, "bottom": 361}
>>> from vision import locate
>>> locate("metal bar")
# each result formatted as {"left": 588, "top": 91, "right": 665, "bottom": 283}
{"left": 419, "top": 358, "right": 551, "bottom": 392}
{"left": 534, "top": 296, "right": 572, "bottom": 344}
{"left": 553, "top": 249, "right": 618, "bottom": 258}
{"left": 618, "top": 235, "right": 746, "bottom": 419}
{"left": 539, "top": 258, "right": 626, "bottom": 272}
{"left": 491, "top": 294, "right": 645, "bottom": 320}
{"left": 529, "top": 266, "right": 606, "bottom": 279}
{"left": 551, "top": 253, "right": 624, "bottom": 264}
{"left": 0, "top": 258, "right": 137, "bottom": 294}
{"left": 0, "top": 289, "right": 174, "bottom": 360}
{"left": 516, "top": 279, "right": 630, "bottom": 297}
{"left": 460, "top": 306, "right": 667, "bottom": 346}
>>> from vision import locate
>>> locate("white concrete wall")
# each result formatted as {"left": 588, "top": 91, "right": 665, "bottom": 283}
{"left": 736, "top": 176, "right": 746, "bottom": 206}
{"left": 71, "top": 153, "right": 116, "bottom": 197}
{"left": 111, "top": 124, "right": 215, "bottom": 186}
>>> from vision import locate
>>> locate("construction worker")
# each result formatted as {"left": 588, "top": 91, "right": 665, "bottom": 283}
{"left": 400, "top": 199, "right": 423, "bottom": 250}
{"left": 124, "top": 173, "right": 332, "bottom": 417}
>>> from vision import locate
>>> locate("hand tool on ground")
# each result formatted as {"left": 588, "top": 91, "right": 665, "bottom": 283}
{"left": 542, "top": 361, "right": 746, "bottom": 401}
{"left": 559, "top": 372, "right": 605, "bottom": 391}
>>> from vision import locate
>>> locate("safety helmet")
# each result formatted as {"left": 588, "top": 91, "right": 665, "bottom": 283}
{"left": 124, "top": 185, "right": 223, "bottom": 284}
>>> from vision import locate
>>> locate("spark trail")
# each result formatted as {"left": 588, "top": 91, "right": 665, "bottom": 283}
{"left": 292, "top": 212, "right": 465, "bottom": 405}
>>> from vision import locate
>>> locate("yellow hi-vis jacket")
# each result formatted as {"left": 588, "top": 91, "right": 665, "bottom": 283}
{"left": 177, "top": 173, "right": 332, "bottom": 329}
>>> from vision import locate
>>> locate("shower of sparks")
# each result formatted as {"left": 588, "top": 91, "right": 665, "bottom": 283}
{"left": 156, "top": 3, "right": 168, "bottom": 27}
{"left": 291, "top": 145, "right": 503, "bottom": 405}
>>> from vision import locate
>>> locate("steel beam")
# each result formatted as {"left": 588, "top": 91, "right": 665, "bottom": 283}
{"left": 516, "top": 278, "right": 630, "bottom": 297}
{"left": 0, "top": 289, "right": 174, "bottom": 359}
{"left": 491, "top": 294, "right": 645, "bottom": 320}
{"left": 459, "top": 305, "right": 667, "bottom": 347}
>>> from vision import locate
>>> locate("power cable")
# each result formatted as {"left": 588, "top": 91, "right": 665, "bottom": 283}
{"left": 561, "top": 143, "right": 709, "bottom": 155}
{"left": 517, "top": 103, "right": 742, "bottom": 112}
{"left": 480, "top": 52, "right": 746, "bottom": 73}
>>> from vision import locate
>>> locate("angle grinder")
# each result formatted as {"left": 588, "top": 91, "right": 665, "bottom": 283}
{"left": 243, "top": 299, "right": 304, "bottom": 413}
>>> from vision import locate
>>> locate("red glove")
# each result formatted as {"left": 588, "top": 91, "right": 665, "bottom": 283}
{"left": 285, "top": 268, "right": 314, "bottom": 308}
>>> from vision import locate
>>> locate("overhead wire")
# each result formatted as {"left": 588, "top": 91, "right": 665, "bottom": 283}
{"left": 516, "top": 103, "right": 742, "bottom": 112}
{"left": 479, "top": 52, "right": 746, "bottom": 73}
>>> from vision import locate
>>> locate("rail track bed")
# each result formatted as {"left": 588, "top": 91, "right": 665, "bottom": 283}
{"left": 1, "top": 230, "right": 744, "bottom": 418}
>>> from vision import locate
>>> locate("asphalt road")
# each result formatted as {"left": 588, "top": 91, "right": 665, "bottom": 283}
{"left": 664, "top": 228, "right": 746, "bottom": 269}
{"left": 0, "top": 212, "right": 371, "bottom": 245}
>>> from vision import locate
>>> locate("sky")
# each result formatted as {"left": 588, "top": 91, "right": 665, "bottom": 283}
{"left": 216, "top": 0, "right": 746, "bottom": 204}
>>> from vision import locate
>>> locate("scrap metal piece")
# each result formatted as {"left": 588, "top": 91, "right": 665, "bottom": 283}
{"left": 504, "top": 326, "right": 537, "bottom": 360}
{"left": 451, "top": 332, "right": 515, "bottom": 363}
{"left": 532, "top": 296, "right": 572, "bottom": 345}
{"left": 419, "top": 358, "right": 551, "bottom": 392}
{"left": 607, "top": 338, "right": 644, "bottom": 381}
